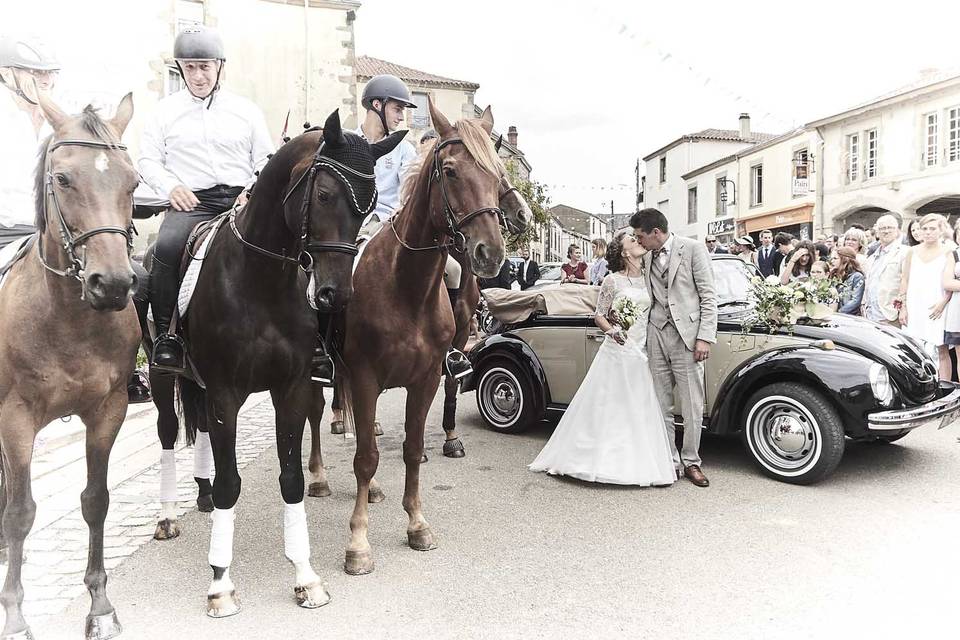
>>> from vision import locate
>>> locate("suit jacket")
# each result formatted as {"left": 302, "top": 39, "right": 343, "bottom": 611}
{"left": 643, "top": 235, "right": 718, "bottom": 349}
{"left": 772, "top": 250, "right": 787, "bottom": 277}
{"left": 518, "top": 259, "right": 540, "bottom": 290}
{"left": 757, "top": 245, "right": 777, "bottom": 278}
{"left": 479, "top": 260, "right": 514, "bottom": 290}
{"left": 863, "top": 241, "right": 904, "bottom": 321}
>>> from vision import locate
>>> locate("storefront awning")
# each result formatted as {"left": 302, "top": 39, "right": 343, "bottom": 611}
{"left": 739, "top": 204, "right": 813, "bottom": 233}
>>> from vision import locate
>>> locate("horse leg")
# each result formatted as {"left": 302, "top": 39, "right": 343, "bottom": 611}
{"left": 78, "top": 391, "right": 127, "bottom": 640}
{"left": 344, "top": 375, "right": 380, "bottom": 575}
{"left": 153, "top": 369, "right": 182, "bottom": 540}
{"left": 193, "top": 423, "right": 214, "bottom": 512}
{"left": 0, "top": 405, "right": 37, "bottom": 639}
{"left": 306, "top": 390, "right": 330, "bottom": 498}
{"left": 205, "top": 394, "right": 242, "bottom": 618}
{"left": 442, "top": 376, "right": 466, "bottom": 459}
{"left": 403, "top": 377, "right": 438, "bottom": 552}
{"left": 272, "top": 385, "right": 330, "bottom": 608}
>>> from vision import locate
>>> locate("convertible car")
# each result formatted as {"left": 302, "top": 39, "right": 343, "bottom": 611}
{"left": 462, "top": 255, "right": 960, "bottom": 484}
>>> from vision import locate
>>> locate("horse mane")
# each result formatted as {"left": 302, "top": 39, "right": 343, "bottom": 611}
{"left": 34, "top": 105, "right": 119, "bottom": 231}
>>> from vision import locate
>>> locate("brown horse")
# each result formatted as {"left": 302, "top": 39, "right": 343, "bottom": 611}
{"left": 0, "top": 94, "right": 138, "bottom": 640}
{"left": 338, "top": 97, "right": 506, "bottom": 574}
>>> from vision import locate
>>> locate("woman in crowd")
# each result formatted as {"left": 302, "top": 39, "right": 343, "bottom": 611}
{"left": 588, "top": 237, "right": 608, "bottom": 285}
{"left": 810, "top": 260, "right": 829, "bottom": 281}
{"left": 734, "top": 236, "right": 757, "bottom": 266}
{"left": 779, "top": 240, "right": 816, "bottom": 284}
{"left": 900, "top": 213, "right": 952, "bottom": 379}
{"left": 829, "top": 247, "right": 864, "bottom": 315}
{"left": 941, "top": 219, "right": 960, "bottom": 350}
{"left": 905, "top": 219, "right": 923, "bottom": 247}
{"left": 561, "top": 243, "right": 589, "bottom": 284}
{"left": 842, "top": 227, "right": 868, "bottom": 267}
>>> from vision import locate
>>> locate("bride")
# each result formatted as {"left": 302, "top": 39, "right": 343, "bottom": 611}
{"left": 529, "top": 229, "right": 676, "bottom": 486}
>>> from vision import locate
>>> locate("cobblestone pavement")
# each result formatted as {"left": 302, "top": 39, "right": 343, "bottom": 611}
{"left": 10, "top": 393, "right": 277, "bottom": 628}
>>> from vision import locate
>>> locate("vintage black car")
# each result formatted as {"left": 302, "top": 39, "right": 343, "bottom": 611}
{"left": 462, "top": 255, "right": 960, "bottom": 485}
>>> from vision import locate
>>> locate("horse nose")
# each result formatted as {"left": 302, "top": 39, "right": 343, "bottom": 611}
{"left": 314, "top": 284, "right": 351, "bottom": 312}
{"left": 87, "top": 270, "right": 136, "bottom": 310}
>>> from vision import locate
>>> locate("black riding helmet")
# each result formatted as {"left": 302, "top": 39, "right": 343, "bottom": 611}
{"left": 361, "top": 74, "right": 416, "bottom": 138}
{"left": 0, "top": 36, "right": 60, "bottom": 104}
{"left": 173, "top": 26, "right": 225, "bottom": 108}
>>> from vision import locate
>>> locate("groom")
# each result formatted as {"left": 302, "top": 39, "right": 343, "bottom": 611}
{"left": 632, "top": 209, "right": 717, "bottom": 487}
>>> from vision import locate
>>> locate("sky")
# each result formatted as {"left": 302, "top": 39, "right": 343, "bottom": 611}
{"left": 355, "top": 0, "right": 960, "bottom": 216}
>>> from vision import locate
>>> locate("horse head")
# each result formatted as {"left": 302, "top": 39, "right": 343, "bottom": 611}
{"left": 36, "top": 92, "right": 139, "bottom": 311}
{"left": 428, "top": 97, "right": 506, "bottom": 278}
{"left": 280, "top": 109, "right": 405, "bottom": 311}
{"left": 498, "top": 172, "right": 531, "bottom": 237}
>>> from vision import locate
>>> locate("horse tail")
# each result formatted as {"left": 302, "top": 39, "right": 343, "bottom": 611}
{"left": 332, "top": 349, "right": 356, "bottom": 437}
{"left": 176, "top": 377, "right": 206, "bottom": 446}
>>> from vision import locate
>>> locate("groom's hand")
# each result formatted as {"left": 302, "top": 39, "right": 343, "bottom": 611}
{"left": 694, "top": 339, "right": 711, "bottom": 362}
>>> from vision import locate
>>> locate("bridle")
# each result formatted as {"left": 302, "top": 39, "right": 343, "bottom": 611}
{"left": 37, "top": 139, "right": 135, "bottom": 281}
{"left": 229, "top": 140, "right": 376, "bottom": 272}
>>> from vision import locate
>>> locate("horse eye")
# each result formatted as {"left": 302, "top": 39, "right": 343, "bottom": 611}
{"left": 317, "top": 189, "right": 330, "bottom": 202}
{"left": 443, "top": 167, "right": 457, "bottom": 179}
{"left": 55, "top": 173, "right": 70, "bottom": 187}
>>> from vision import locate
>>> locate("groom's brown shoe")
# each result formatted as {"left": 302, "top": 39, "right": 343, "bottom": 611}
{"left": 684, "top": 465, "right": 709, "bottom": 487}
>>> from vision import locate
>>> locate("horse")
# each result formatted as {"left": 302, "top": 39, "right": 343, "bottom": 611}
{"left": 176, "top": 109, "right": 406, "bottom": 617}
{"left": 0, "top": 93, "right": 139, "bottom": 640}
{"left": 337, "top": 97, "right": 507, "bottom": 575}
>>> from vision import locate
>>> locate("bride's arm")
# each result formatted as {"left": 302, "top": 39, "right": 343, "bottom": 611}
{"left": 594, "top": 276, "right": 625, "bottom": 344}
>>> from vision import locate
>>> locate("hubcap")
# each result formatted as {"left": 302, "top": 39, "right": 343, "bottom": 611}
{"left": 479, "top": 367, "right": 522, "bottom": 426}
{"left": 747, "top": 395, "right": 820, "bottom": 473}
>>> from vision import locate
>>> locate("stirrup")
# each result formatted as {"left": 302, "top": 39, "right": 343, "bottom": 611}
{"left": 151, "top": 333, "right": 187, "bottom": 374}
{"left": 310, "top": 351, "right": 335, "bottom": 386}
{"left": 444, "top": 348, "right": 472, "bottom": 380}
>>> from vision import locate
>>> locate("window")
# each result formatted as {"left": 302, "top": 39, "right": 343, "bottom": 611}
{"left": 925, "top": 113, "right": 939, "bottom": 167}
{"left": 659, "top": 157, "right": 667, "bottom": 183}
{"left": 847, "top": 133, "right": 859, "bottom": 182}
{"left": 751, "top": 164, "right": 763, "bottom": 206}
{"left": 866, "top": 129, "right": 878, "bottom": 178}
{"left": 657, "top": 199, "right": 669, "bottom": 217}
{"left": 165, "top": 66, "right": 184, "bottom": 95}
{"left": 409, "top": 92, "right": 430, "bottom": 128}
{"left": 949, "top": 106, "right": 960, "bottom": 163}
{"left": 687, "top": 186, "right": 698, "bottom": 224}
{"left": 715, "top": 175, "right": 727, "bottom": 216}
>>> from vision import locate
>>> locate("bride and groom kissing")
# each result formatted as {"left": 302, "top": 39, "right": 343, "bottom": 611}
{"left": 530, "top": 208, "right": 718, "bottom": 487}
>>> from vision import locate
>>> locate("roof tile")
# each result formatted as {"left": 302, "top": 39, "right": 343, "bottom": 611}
{"left": 356, "top": 55, "right": 479, "bottom": 90}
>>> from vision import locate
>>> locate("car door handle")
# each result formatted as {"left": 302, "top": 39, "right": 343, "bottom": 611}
{"left": 588, "top": 334, "right": 605, "bottom": 342}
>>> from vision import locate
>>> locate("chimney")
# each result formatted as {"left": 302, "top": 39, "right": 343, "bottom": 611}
{"left": 507, "top": 125, "right": 518, "bottom": 147}
{"left": 739, "top": 113, "right": 751, "bottom": 139}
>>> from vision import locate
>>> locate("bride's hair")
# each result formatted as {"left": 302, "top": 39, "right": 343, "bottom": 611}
{"left": 606, "top": 230, "right": 628, "bottom": 273}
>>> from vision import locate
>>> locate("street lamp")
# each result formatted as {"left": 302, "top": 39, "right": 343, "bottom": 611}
{"left": 718, "top": 178, "right": 737, "bottom": 205}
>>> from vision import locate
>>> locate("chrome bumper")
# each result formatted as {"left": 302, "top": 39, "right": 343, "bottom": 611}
{"left": 867, "top": 385, "right": 960, "bottom": 432}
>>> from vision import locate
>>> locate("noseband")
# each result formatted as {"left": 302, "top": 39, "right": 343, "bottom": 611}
{"left": 38, "top": 139, "right": 134, "bottom": 281}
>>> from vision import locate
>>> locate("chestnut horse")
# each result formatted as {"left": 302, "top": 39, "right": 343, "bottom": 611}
{"left": 0, "top": 95, "right": 138, "bottom": 640}
{"left": 338, "top": 98, "right": 506, "bottom": 574}
{"left": 177, "top": 110, "right": 405, "bottom": 616}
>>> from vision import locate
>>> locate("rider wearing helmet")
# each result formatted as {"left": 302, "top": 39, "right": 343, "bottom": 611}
{"left": 139, "top": 26, "right": 273, "bottom": 373}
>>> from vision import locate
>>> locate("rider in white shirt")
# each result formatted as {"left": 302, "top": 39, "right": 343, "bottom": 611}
{"left": 140, "top": 26, "right": 274, "bottom": 373}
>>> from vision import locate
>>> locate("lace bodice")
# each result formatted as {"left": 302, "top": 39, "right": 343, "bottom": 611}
{"left": 595, "top": 272, "right": 651, "bottom": 353}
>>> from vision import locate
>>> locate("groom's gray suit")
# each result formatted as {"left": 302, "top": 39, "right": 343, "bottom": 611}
{"left": 643, "top": 234, "right": 718, "bottom": 469}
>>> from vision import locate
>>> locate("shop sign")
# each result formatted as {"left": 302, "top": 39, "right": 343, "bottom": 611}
{"left": 707, "top": 218, "right": 735, "bottom": 235}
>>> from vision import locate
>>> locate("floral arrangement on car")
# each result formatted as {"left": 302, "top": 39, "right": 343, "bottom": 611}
{"left": 746, "top": 275, "right": 839, "bottom": 332}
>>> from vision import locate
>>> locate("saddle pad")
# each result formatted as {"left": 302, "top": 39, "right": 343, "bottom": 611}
{"left": 0, "top": 235, "right": 34, "bottom": 291}
{"left": 177, "top": 214, "right": 228, "bottom": 317}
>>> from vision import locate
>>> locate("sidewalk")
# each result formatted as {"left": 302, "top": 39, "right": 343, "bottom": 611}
{"left": 11, "top": 392, "right": 279, "bottom": 627}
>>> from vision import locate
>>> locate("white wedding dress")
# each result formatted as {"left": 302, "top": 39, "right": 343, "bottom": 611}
{"left": 529, "top": 273, "right": 676, "bottom": 486}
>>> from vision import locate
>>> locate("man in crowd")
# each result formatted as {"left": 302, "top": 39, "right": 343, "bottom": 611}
{"left": 704, "top": 235, "right": 728, "bottom": 255}
{"left": 756, "top": 229, "right": 776, "bottom": 277}
{"left": 772, "top": 232, "right": 794, "bottom": 276}
{"left": 862, "top": 214, "right": 904, "bottom": 325}
{"left": 517, "top": 246, "right": 540, "bottom": 290}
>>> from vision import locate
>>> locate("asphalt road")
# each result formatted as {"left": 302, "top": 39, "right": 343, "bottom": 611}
{"left": 43, "top": 387, "right": 959, "bottom": 639}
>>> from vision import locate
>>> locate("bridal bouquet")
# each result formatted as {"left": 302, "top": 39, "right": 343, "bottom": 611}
{"left": 611, "top": 297, "right": 641, "bottom": 331}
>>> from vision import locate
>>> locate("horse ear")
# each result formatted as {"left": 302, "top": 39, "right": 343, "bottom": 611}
{"left": 322, "top": 109, "right": 345, "bottom": 146}
{"left": 428, "top": 95, "right": 453, "bottom": 137}
{"left": 478, "top": 105, "right": 494, "bottom": 135}
{"left": 109, "top": 92, "right": 134, "bottom": 136}
{"left": 34, "top": 80, "right": 68, "bottom": 131}
{"left": 495, "top": 134, "right": 503, "bottom": 152}
{"left": 371, "top": 129, "right": 407, "bottom": 161}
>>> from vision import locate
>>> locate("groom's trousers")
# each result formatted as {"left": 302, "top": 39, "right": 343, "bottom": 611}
{"left": 647, "top": 322, "right": 704, "bottom": 469}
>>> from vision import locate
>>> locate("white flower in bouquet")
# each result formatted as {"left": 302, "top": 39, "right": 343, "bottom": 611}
{"left": 611, "top": 297, "right": 641, "bottom": 331}
{"left": 764, "top": 275, "right": 781, "bottom": 285}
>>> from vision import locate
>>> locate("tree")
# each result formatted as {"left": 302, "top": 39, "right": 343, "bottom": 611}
{"left": 504, "top": 159, "right": 550, "bottom": 252}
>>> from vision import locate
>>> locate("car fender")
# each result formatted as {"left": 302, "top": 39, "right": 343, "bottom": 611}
{"left": 462, "top": 333, "right": 550, "bottom": 417}
{"left": 710, "top": 344, "right": 879, "bottom": 436}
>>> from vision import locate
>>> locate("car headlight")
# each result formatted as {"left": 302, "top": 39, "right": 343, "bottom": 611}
{"left": 869, "top": 363, "right": 894, "bottom": 406}
{"left": 917, "top": 339, "right": 939, "bottom": 373}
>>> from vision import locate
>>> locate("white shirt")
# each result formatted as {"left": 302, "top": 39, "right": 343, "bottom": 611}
{"left": 656, "top": 233, "right": 676, "bottom": 270}
{"left": 139, "top": 89, "right": 274, "bottom": 198}
{"left": 355, "top": 125, "right": 417, "bottom": 225}
{"left": 0, "top": 94, "right": 51, "bottom": 228}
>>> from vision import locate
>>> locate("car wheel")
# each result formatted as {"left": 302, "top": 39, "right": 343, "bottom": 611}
{"left": 475, "top": 359, "right": 538, "bottom": 434}
{"left": 741, "top": 383, "right": 845, "bottom": 485}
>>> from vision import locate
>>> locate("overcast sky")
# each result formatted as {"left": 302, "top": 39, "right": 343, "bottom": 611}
{"left": 356, "top": 0, "right": 960, "bottom": 215}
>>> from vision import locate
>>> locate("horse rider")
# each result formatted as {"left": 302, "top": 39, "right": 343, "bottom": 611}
{"left": 0, "top": 36, "right": 152, "bottom": 404}
{"left": 139, "top": 25, "right": 274, "bottom": 374}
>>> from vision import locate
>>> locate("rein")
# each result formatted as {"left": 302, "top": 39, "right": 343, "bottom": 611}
{"left": 37, "top": 139, "right": 134, "bottom": 282}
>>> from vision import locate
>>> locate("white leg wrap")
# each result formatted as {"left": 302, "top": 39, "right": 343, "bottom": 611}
{"left": 284, "top": 502, "right": 319, "bottom": 586}
{"left": 160, "top": 449, "right": 178, "bottom": 502}
{"left": 193, "top": 431, "right": 214, "bottom": 479}
{"left": 160, "top": 502, "right": 178, "bottom": 522}
{"left": 208, "top": 507, "right": 236, "bottom": 568}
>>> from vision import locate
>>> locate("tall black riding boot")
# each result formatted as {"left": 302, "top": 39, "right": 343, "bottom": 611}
{"left": 444, "top": 288, "right": 473, "bottom": 380}
{"left": 311, "top": 313, "right": 335, "bottom": 385}
{"left": 149, "top": 259, "right": 186, "bottom": 374}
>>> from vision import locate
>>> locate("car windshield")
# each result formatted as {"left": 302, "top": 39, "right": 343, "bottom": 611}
{"left": 712, "top": 258, "right": 754, "bottom": 306}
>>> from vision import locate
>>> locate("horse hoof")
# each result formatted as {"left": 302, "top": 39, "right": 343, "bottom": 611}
{"left": 407, "top": 528, "right": 437, "bottom": 551}
{"left": 330, "top": 420, "right": 344, "bottom": 435}
{"left": 1, "top": 627, "right": 35, "bottom": 640}
{"left": 85, "top": 610, "right": 122, "bottom": 640}
{"left": 344, "top": 549, "right": 374, "bottom": 575}
{"left": 420, "top": 453, "right": 428, "bottom": 463}
{"left": 443, "top": 438, "right": 466, "bottom": 458}
{"left": 374, "top": 421, "right": 383, "bottom": 436}
{"left": 206, "top": 590, "right": 241, "bottom": 618}
{"left": 196, "top": 494, "right": 214, "bottom": 513}
{"left": 153, "top": 518, "right": 181, "bottom": 540}
{"left": 294, "top": 581, "right": 331, "bottom": 609}
{"left": 308, "top": 481, "right": 332, "bottom": 498}
{"left": 367, "top": 486, "right": 386, "bottom": 503}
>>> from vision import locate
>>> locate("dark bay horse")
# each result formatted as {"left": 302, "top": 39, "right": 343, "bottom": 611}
{"left": 338, "top": 98, "right": 506, "bottom": 575}
{"left": 177, "top": 110, "right": 405, "bottom": 616}
{"left": 0, "top": 94, "right": 139, "bottom": 640}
